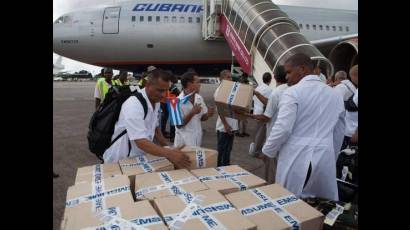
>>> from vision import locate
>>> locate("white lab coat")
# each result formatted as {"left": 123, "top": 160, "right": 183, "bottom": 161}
{"left": 262, "top": 75, "right": 345, "bottom": 201}
{"left": 174, "top": 91, "right": 208, "bottom": 147}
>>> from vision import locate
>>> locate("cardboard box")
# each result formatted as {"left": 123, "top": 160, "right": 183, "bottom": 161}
{"left": 225, "top": 184, "right": 324, "bottom": 230}
{"left": 61, "top": 199, "right": 168, "bottom": 230}
{"left": 64, "top": 175, "right": 133, "bottom": 219}
{"left": 134, "top": 169, "right": 208, "bottom": 201}
{"left": 75, "top": 163, "right": 122, "bottom": 184}
{"left": 176, "top": 146, "right": 218, "bottom": 170}
{"left": 119, "top": 154, "right": 174, "bottom": 193}
{"left": 153, "top": 189, "right": 257, "bottom": 230}
{"left": 214, "top": 80, "right": 253, "bottom": 120}
{"left": 191, "top": 165, "right": 266, "bottom": 194}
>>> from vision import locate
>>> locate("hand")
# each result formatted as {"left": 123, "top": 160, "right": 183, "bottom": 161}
{"left": 253, "top": 90, "right": 260, "bottom": 96}
{"left": 191, "top": 104, "right": 202, "bottom": 115}
{"left": 257, "top": 154, "right": 269, "bottom": 163}
{"left": 207, "top": 106, "right": 215, "bottom": 117}
{"left": 224, "top": 124, "right": 233, "bottom": 135}
{"left": 167, "top": 145, "right": 191, "bottom": 168}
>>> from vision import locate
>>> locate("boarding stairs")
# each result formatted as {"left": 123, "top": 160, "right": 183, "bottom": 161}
{"left": 202, "top": 0, "right": 334, "bottom": 86}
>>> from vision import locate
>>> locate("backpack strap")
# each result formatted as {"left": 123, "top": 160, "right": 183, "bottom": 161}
{"left": 133, "top": 92, "right": 148, "bottom": 120}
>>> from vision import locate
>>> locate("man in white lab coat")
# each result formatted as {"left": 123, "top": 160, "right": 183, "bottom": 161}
{"left": 174, "top": 71, "right": 214, "bottom": 147}
{"left": 262, "top": 53, "right": 345, "bottom": 201}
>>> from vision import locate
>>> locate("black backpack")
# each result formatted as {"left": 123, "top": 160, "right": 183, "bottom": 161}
{"left": 87, "top": 85, "right": 148, "bottom": 161}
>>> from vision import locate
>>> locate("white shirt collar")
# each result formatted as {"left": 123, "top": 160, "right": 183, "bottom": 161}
{"left": 300, "top": 74, "right": 321, "bottom": 83}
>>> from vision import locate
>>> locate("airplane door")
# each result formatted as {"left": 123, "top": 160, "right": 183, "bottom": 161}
{"left": 102, "top": 7, "right": 121, "bottom": 34}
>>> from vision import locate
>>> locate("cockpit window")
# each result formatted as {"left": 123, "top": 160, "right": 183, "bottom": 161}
{"left": 54, "top": 17, "right": 64, "bottom": 24}
{"left": 54, "top": 15, "right": 72, "bottom": 24}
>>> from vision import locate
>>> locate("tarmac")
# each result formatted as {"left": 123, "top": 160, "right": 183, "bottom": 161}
{"left": 53, "top": 81, "right": 265, "bottom": 230}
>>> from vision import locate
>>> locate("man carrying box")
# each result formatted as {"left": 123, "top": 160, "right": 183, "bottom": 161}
{"left": 103, "top": 69, "right": 191, "bottom": 168}
{"left": 214, "top": 70, "right": 239, "bottom": 166}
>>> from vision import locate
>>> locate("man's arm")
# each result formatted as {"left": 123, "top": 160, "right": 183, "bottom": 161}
{"left": 135, "top": 139, "right": 191, "bottom": 168}
{"left": 176, "top": 104, "right": 201, "bottom": 129}
{"left": 95, "top": 99, "right": 101, "bottom": 110}
{"left": 252, "top": 114, "right": 270, "bottom": 122}
{"left": 254, "top": 91, "right": 269, "bottom": 106}
{"left": 333, "top": 108, "right": 346, "bottom": 157}
{"left": 201, "top": 106, "right": 214, "bottom": 121}
{"left": 262, "top": 91, "right": 298, "bottom": 158}
{"left": 154, "top": 127, "right": 169, "bottom": 146}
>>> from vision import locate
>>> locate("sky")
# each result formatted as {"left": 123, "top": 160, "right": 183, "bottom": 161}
{"left": 53, "top": 0, "right": 358, "bottom": 75}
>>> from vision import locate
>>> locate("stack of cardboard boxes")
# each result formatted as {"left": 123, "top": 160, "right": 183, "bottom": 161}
{"left": 61, "top": 147, "right": 324, "bottom": 229}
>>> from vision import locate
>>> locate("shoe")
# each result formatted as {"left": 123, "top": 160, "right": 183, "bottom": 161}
{"left": 235, "top": 133, "right": 245, "bottom": 137}
{"left": 53, "top": 172, "right": 59, "bottom": 178}
{"left": 242, "top": 133, "right": 250, "bottom": 137}
{"left": 248, "top": 142, "right": 256, "bottom": 156}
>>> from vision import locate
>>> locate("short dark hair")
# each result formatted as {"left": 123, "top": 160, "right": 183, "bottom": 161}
{"left": 147, "top": 68, "right": 173, "bottom": 83}
{"left": 274, "top": 66, "right": 287, "bottom": 83}
{"left": 262, "top": 72, "right": 272, "bottom": 84}
{"left": 181, "top": 71, "right": 198, "bottom": 88}
{"left": 285, "top": 53, "right": 314, "bottom": 70}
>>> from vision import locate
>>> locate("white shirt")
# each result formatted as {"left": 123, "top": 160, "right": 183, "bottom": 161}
{"left": 345, "top": 89, "right": 358, "bottom": 137}
{"left": 103, "top": 88, "right": 160, "bottom": 163}
{"left": 263, "top": 84, "right": 289, "bottom": 137}
{"left": 253, "top": 83, "right": 273, "bottom": 115}
{"left": 262, "top": 75, "right": 345, "bottom": 200}
{"left": 174, "top": 91, "right": 208, "bottom": 147}
{"left": 334, "top": 80, "right": 356, "bottom": 101}
{"left": 214, "top": 85, "right": 239, "bottom": 132}
{"left": 318, "top": 73, "right": 327, "bottom": 83}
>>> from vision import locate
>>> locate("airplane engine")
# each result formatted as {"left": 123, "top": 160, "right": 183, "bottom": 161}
{"left": 328, "top": 38, "right": 358, "bottom": 76}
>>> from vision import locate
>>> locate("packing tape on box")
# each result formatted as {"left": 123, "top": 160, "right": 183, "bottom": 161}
{"left": 227, "top": 82, "right": 241, "bottom": 118}
{"left": 196, "top": 149, "right": 206, "bottom": 168}
{"left": 120, "top": 155, "right": 168, "bottom": 173}
{"left": 84, "top": 207, "right": 148, "bottom": 230}
{"left": 198, "top": 167, "right": 249, "bottom": 191}
{"left": 167, "top": 195, "right": 228, "bottom": 230}
{"left": 91, "top": 164, "right": 107, "bottom": 212}
{"left": 135, "top": 172, "right": 199, "bottom": 199}
{"left": 239, "top": 188, "right": 302, "bottom": 230}
{"left": 165, "top": 201, "right": 234, "bottom": 229}
{"left": 66, "top": 185, "right": 131, "bottom": 209}
{"left": 324, "top": 204, "right": 344, "bottom": 226}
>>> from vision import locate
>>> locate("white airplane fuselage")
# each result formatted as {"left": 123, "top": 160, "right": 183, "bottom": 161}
{"left": 53, "top": 0, "right": 357, "bottom": 74}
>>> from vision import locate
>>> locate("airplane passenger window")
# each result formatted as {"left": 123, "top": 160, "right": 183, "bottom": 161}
{"left": 312, "top": 25, "right": 316, "bottom": 30}
{"left": 189, "top": 17, "right": 193, "bottom": 23}
{"left": 332, "top": 26, "right": 336, "bottom": 31}
{"left": 197, "top": 17, "right": 200, "bottom": 23}
{"left": 326, "top": 25, "right": 329, "bottom": 31}
{"left": 339, "top": 26, "right": 343, "bottom": 31}
{"left": 172, "top": 16, "right": 177, "bottom": 23}
{"left": 132, "top": 16, "right": 135, "bottom": 22}
{"left": 156, "top": 16, "right": 160, "bottom": 22}
{"left": 346, "top": 26, "right": 349, "bottom": 32}
{"left": 180, "top": 17, "right": 185, "bottom": 23}
{"left": 140, "top": 16, "right": 144, "bottom": 22}
{"left": 148, "top": 16, "right": 152, "bottom": 22}
{"left": 319, "top": 25, "right": 323, "bottom": 30}
{"left": 299, "top": 24, "right": 303, "bottom": 29}
{"left": 164, "top": 16, "right": 169, "bottom": 23}
{"left": 306, "top": 24, "right": 310, "bottom": 30}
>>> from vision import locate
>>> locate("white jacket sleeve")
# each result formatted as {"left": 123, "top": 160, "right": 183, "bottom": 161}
{"left": 333, "top": 104, "right": 346, "bottom": 158}
{"left": 262, "top": 90, "right": 297, "bottom": 158}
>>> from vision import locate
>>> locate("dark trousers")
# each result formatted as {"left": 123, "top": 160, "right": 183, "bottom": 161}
{"left": 217, "top": 131, "right": 235, "bottom": 166}
{"left": 340, "top": 136, "right": 352, "bottom": 151}
{"left": 170, "top": 125, "right": 176, "bottom": 142}
{"left": 160, "top": 102, "right": 169, "bottom": 134}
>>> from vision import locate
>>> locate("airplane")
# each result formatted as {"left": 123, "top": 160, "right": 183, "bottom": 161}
{"left": 53, "top": 55, "right": 65, "bottom": 75}
{"left": 53, "top": 0, "right": 357, "bottom": 78}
